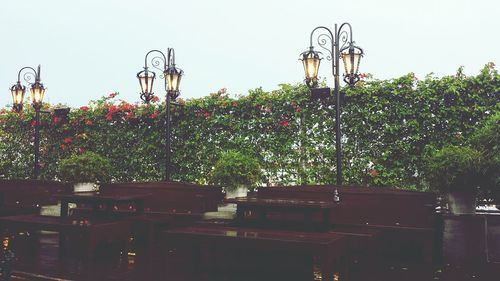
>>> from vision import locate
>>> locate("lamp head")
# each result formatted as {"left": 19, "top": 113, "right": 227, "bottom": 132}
{"left": 165, "top": 64, "right": 183, "bottom": 100}
{"left": 10, "top": 82, "right": 25, "bottom": 112}
{"left": 341, "top": 43, "right": 364, "bottom": 85}
{"left": 300, "top": 47, "right": 322, "bottom": 88}
{"left": 137, "top": 68, "right": 156, "bottom": 103}
{"left": 31, "top": 81, "right": 45, "bottom": 110}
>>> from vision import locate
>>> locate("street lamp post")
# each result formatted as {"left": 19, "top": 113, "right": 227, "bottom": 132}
{"left": 137, "top": 49, "right": 183, "bottom": 181}
{"left": 300, "top": 23, "right": 364, "bottom": 185}
{"left": 10, "top": 65, "right": 46, "bottom": 179}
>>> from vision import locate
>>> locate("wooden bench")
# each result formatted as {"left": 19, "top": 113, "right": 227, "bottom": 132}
{"left": 0, "top": 214, "right": 131, "bottom": 259}
{"left": 99, "top": 181, "right": 224, "bottom": 213}
{"left": 163, "top": 225, "right": 350, "bottom": 280}
{"left": 0, "top": 180, "right": 71, "bottom": 216}
{"left": 255, "top": 185, "right": 438, "bottom": 262}
{"left": 68, "top": 182, "right": 224, "bottom": 255}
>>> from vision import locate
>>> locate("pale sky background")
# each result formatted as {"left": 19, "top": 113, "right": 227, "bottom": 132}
{"left": 0, "top": 0, "right": 498, "bottom": 108}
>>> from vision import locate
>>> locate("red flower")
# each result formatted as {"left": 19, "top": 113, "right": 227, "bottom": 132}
{"left": 257, "top": 105, "right": 262, "bottom": 111}
{"left": 60, "top": 144, "right": 66, "bottom": 150}
{"left": 105, "top": 113, "right": 113, "bottom": 121}
{"left": 53, "top": 116, "right": 60, "bottom": 125}
{"left": 108, "top": 105, "right": 118, "bottom": 113}
{"left": 295, "top": 107, "right": 302, "bottom": 113}
{"left": 109, "top": 92, "right": 118, "bottom": 98}
{"left": 126, "top": 111, "right": 135, "bottom": 119}
{"left": 150, "top": 111, "right": 159, "bottom": 119}
{"left": 79, "top": 148, "right": 86, "bottom": 154}
{"left": 31, "top": 120, "right": 37, "bottom": 127}
{"left": 85, "top": 120, "right": 93, "bottom": 126}
{"left": 151, "top": 96, "right": 160, "bottom": 103}
{"left": 203, "top": 111, "right": 210, "bottom": 119}
{"left": 279, "top": 120, "right": 289, "bottom": 127}
{"left": 80, "top": 106, "right": 90, "bottom": 111}
{"left": 119, "top": 102, "right": 134, "bottom": 111}
{"left": 63, "top": 138, "right": 72, "bottom": 144}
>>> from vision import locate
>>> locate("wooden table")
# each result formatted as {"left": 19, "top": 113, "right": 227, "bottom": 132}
{"left": 55, "top": 192, "right": 149, "bottom": 218}
{"left": 0, "top": 214, "right": 131, "bottom": 258}
{"left": 225, "top": 197, "right": 337, "bottom": 231}
{"left": 164, "top": 225, "right": 348, "bottom": 280}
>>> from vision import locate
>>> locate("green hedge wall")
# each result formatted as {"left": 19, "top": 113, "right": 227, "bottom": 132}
{"left": 1, "top": 64, "right": 498, "bottom": 189}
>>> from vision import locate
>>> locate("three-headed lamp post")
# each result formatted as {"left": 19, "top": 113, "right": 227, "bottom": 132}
{"left": 137, "top": 48, "right": 183, "bottom": 181}
{"left": 300, "top": 23, "right": 364, "bottom": 185}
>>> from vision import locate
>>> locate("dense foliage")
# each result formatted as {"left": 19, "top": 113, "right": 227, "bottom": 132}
{"left": 425, "top": 145, "right": 484, "bottom": 193}
{"left": 208, "top": 150, "right": 262, "bottom": 191}
{"left": 470, "top": 111, "right": 500, "bottom": 199}
{"left": 0, "top": 64, "right": 498, "bottom": 190}
{"left": 57, "top": 151, "right": 111, "bottom": 183}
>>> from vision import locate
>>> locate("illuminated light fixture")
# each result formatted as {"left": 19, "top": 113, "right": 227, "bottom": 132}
{"left": 300, "top": 47, "right": 322, "bottom": 88}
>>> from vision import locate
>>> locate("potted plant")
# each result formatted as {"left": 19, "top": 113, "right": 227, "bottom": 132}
{"left": 425, "top": 145, "right": 484, "bottom": 214}
{"left": 57, "top": 151, "right": 111, "bottom": 192}
{"left": 209, "top": 151, "right": 262, "bottom": 198}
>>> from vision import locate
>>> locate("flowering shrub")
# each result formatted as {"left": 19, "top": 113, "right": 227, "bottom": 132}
{"left": 0, "top": 65, "right": 498, "bottom": 190}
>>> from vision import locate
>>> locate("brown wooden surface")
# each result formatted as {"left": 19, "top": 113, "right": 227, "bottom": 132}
{"left": 56, "top": 192, "right": 148, "bottom": 217}
{"left": 0, "top": 214, "right": 131, "bottom": 258}
{"left": 100, "top": 181, "right": 224, "bottom": 213}
{"left": 164, "top": 225, "right": 349, "bottom": 280}
{"left": 226, "top": 197, "right": 337, "bottom": 231}
{"left": 255, "top": 185, "right": 438, "bottom": 262}
{"left": 225, "top": 197, "right": 337, "bottom": 208}
{"left": 257, "top": 185, "right": 436, "bottom": 228}
{"left": 0, "top": 179, "right": 71, "bottom": 216}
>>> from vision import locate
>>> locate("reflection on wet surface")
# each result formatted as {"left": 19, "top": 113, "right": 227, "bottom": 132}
{"left": 6, "top": 232, "right": 500, "bottom": 281}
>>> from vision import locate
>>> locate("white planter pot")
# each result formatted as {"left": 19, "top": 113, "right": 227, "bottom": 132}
{"left": 448, "top": 191, "right": 477, "bottom": 215}
{"left": 73, "top": 182, "right": 97, "bottom": 193}
{"left": 225, "top": 186, "right": 248, "bottom": 199}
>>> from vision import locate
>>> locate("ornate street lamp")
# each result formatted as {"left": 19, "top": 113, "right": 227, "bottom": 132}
{"left": 137, "top": 49, "right": 183, "bottom": 181}
{"left": 300, "top": 23, "right": 364, "bottom": 185}
{"left": 9, "top": 66, "right": 69, "bottom": 179}
{"left": 11, "top": 66, "right": 46, "bottom": 179}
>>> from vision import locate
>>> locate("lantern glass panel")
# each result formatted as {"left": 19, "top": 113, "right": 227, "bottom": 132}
{"left": 166, "top": 72, "right": 181, "bottom": 92}
{"left": 31, "top": 83, "right": 45, "bottom": 104}
{"left": 342, "top": 51, "right": 362, "bottom": 76}
{"left": 11, "top": 86, "right": 25, "bottom": 105}
{"left": 138, "top": 72, "right": 155, "bottom": 95}
{"left": 303, "top": 56, "right": 321, "bottom": 80}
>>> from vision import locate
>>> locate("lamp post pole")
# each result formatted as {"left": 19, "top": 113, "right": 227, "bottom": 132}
{"left": 166, "top": 91, "right": 171, "bottom": 180}
{"left": 137, "top": 49, "right": 183, "bottom": 182}
{"left": 33, "top": 106, "right": 41, "bottom": 179}
{"left": 300, "top": 23, "right": 364, "bottom": 185}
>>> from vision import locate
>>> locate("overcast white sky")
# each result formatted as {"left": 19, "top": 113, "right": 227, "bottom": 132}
{"left": 0, "top": 0, "right": 498, "bottom": 107}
